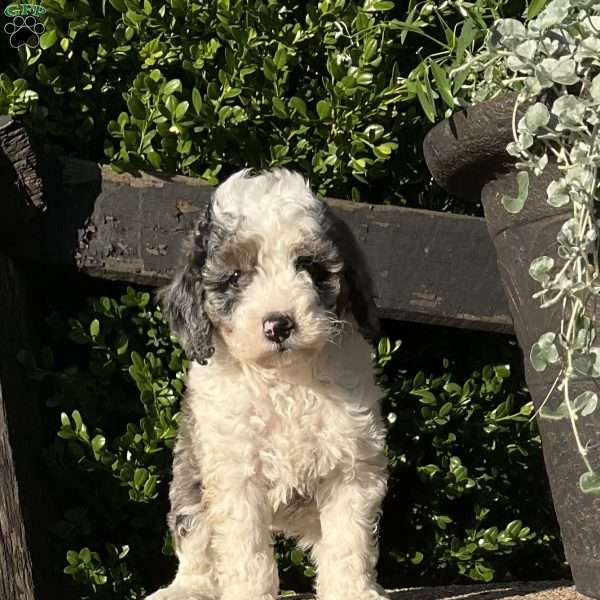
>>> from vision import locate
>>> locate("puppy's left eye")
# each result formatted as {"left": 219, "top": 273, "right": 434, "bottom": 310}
{"left": 295, "top": 256, "right": 329, "bottom": 286}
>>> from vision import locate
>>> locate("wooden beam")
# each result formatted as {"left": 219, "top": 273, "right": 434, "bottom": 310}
{"left": 8, "top": 157, "right": 513, "bottom": 333}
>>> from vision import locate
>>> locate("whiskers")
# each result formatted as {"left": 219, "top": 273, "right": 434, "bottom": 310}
{"left": 322, "top": 310, "right": 350, "bottom": 348}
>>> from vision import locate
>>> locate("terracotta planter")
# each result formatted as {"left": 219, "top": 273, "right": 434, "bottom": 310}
{"left": 423, "top": 95, "right": 600, "bottom": 599}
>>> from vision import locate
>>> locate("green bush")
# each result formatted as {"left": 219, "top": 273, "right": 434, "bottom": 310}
{"left": 376, "top": 330, "right": 565, "bottom": 587}
{"left": 1, "top": 0, "right": 528, "bottom": 209}
{"left": 27, "top": 288, "right": 566, "bottom": 599}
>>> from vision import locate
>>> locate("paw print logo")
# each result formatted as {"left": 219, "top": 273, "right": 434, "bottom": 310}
{"left": 4, "top": 15, "right": 44, "bottom": 48}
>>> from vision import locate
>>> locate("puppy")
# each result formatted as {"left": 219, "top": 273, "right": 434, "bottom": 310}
{"left": 147, "top": 169, "right": 388, "bottom": 600}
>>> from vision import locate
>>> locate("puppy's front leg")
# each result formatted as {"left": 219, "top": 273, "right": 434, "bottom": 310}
{"left": 313, "top": 464, "right": 388, "bottom": 600}
{"left": 208, "top": 466, "right": 278, "bottom": 600}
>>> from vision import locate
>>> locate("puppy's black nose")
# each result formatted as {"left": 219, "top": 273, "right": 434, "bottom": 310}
{"left": 263, "top": 312, "right": 295, "bottom": 343}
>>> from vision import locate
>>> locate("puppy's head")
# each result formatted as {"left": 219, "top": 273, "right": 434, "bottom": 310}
{"left": 161, "top": 169, "right": 379, "bottom": 367}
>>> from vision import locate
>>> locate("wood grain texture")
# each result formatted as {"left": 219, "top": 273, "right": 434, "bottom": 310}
{"left": 0, "top": 255, "right": 57, "bottom": 600}
{"left": 0, "top": 116, "right": 46, "bottom": 235}
{"left": 12, "top": 157, "right": 513, "bottom": 333}
{"left": 0, "top": 256, "right": 37, "bottom": 600}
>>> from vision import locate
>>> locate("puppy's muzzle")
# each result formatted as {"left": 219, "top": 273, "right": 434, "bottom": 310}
{"left": 263, "top": 312, "right": 295, "bottom": 343}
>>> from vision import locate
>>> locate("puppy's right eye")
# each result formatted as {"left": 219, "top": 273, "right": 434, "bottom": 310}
{"left": 228, "top": 271, "right": 241, "bottom": 286}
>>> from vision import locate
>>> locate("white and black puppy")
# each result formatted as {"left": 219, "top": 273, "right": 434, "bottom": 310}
{"left": 147, "top": 169, "right": 388, "bottom": 600}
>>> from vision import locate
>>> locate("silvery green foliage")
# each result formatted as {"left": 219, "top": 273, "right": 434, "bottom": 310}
{"left": 466, "top": 0, "right": 600, "bottom": 495}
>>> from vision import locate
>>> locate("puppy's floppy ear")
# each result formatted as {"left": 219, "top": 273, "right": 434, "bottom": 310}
{"left": 159, "top": 206, "right": 214, "bottom": 363}
{"left": 325, "top": 207, "right": 380, "bottom": 340}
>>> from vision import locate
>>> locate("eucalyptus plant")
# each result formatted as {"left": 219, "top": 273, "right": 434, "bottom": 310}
{"left": 456, "top": 0, "right": 600, "bottom": 494}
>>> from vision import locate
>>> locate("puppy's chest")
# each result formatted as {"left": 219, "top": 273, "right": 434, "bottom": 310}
{"left": 250, "top": 384, "right": 345, "bottom": 501}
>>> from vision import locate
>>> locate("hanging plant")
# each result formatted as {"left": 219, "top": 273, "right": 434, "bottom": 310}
{"left": 453, "top": 0, "right": 600, "bottom": 494}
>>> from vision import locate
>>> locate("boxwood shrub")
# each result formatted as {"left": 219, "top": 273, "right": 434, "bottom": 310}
{"left": 1, "top": 0, "right": 529, "bottom": 210}
{"left": 25, "top": 287, "right": 566, "bottom": 599}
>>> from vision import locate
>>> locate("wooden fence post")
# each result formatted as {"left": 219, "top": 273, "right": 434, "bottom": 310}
{"left": 0, "top": 116, "right": 55, "bottom": 599}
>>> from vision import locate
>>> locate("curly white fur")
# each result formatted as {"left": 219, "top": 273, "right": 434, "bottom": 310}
{"left": 147, "top": 169, "right": 388, "bottom": 600}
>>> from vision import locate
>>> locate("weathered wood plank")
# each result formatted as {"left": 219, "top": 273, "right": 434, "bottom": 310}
{"left": 325, "top": 199, "right": 512, "bottom": 332}
{"left": 0, "top": 255, "right": 55, "bottom": 600}
{"left": 0, "top": 117, "right": 46, "bottom": 235}
{"left": 10, "top": 157, "right": 513, "bottom": 333}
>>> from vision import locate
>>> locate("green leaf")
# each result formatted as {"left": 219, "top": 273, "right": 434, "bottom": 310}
{"left": 469, "top": 563, "right": 494, "bottom": 583}
{"left": 40, "top": 30, "right": 58, "bottom": 50}
{"left": 174, "top": 100, "right": 189, "bottom": 120}
{"left": 455, "top": 18, "right": 475, "bottom": 63}
{"left": 273, "top": 46, "right": 288, "bottom": 69}
{"left": 304, "top": 565, "right": 316, "bottom": 578}
{"left": 163, "top": 79, "right": 182, "bottom": 96}
{"left": 92, "top": 434, "right": 106, "bottom": 455}
{"left": 289, "top": 96, "right": 308, "bottom": 118}
{"left": 79, "top": 547, "right": 92, "bottom": 564}
{"left": 222, "top": 87, "right": 241, "bottom": 100}
{"left": 506, "top": 520, "right": 523, "bottom": 537}
{"left": 378, "top": 337, "right": 391, "bottom": 356}
{"left": 165, "top": 95, "right": 178, "bottom": 116}
{"left": 172, "top": 0, "right": 188, "bottom": 12}
{"left": 316, "top": 100, "right": 332, "bottom": 120}
{"left": 272, "top": 96, "right": 288, "bottom": 118}
{"left": 439, "top": 402, "right": 453, "bottom": 418}
{"left": 263, "top": 57, "right": 276, "bottom": 82}
{"left": 147, "top": 151, "right": 161, "bottom": 170}
{"left": 580, "top": 471, "right": 600, "bottom": 495}
{"left": 501, "top": 171, "right": 529, "bottom": 214}
{"left": 366, "top": 0, "right": 395, "bottom": 11}
{"left": 373, "top": 142, "right": 397, "bottom": 159}
{"left": 90, "top": 319, "right": 100, "bottom": 338}
{"left": 528, "top": 256, "right": 554, "bottom": 283}
{"left": 430, "top": 62, "right": 454, "bottom": 109}
{"left": 144, "top": 475, "right": 158, "bottom": 497}
{"left": 72, "top": 410, "right": 84, "bottom": 431}
{"left": 192, "top": 87, "right": 203, "bottom": 114}
{"left": 527, "top": 0, "right": 548, "bottom": 19}
{"left": 530, "top": 332, "right": 559, "bottom": 372}
{"left": 133, "top": 467, "right": 148, "bottom": 488}
{"left": 127, "top": 96, "right": 146, "bottom": 120}
{"left": 363, "top": 38, "right": 378, "bottom": 62}
{"left": 411, "top": 389, "right": 436, "bottom": 405}
{"left": 573, "top": 391, "right": 598, "bottom": 417}
{"left": 523, "top": 103, "right": 550, "bottom": 131}
{"left": 415, "top": 80, "right": 435, "bottom": 123}
{"left": 550, "top": 58, "right": 579, "bottom": 86}
{"left": 356, "top": 72, "right": 373, "bottom": 86}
